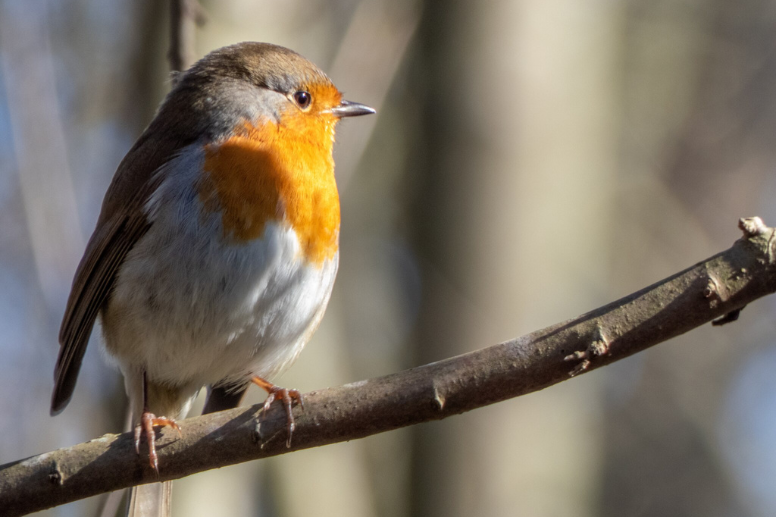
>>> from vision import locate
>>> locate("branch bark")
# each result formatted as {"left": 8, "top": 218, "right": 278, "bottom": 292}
{"left": 2, "top": 217, "right": 775, "bottom": 516}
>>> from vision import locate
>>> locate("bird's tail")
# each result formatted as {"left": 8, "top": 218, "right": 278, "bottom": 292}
{"left": 127, "top": 481, "right": 172, "bottom": 517}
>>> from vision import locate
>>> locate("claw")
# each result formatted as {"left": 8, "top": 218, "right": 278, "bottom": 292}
{"left": 252, "top": 376, "right": 304, "bottom": 447}
{"left": 134, "top": 411, "right": 180, "bottom": 474}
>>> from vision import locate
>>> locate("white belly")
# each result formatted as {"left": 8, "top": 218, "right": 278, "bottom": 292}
{"left": 100, "top": 148, "right": 338, "bottom": 391}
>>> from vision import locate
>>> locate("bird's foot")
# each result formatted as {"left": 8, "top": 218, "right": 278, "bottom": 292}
{"left": 251, "top": 376, "right": 304, "bottom": 447}
{"left": 134, "top": 411, "right": 181, "bottom": 474}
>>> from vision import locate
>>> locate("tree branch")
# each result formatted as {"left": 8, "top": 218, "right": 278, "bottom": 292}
{"left": 3, "top": 217, "right": 775, "bottom": 516}
{"left": 168, "top": 0, "right": 206, "bottom": 75}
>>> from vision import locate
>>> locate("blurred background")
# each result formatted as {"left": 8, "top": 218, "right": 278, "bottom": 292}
{"left": 2, "top": 0, "right": 776, "bottom": 516}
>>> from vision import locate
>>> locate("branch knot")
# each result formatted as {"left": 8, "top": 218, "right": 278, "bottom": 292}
{"left": 564, "top": 323, "right": 611, "bottom": 377}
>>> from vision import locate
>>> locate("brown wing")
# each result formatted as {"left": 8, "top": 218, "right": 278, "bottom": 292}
{"left": 51, "top": 127, "right": 194, "bottom": 415}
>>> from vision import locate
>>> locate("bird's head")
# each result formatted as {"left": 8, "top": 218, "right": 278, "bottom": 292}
{"left": 162, "top": 42, "right": 375, "bottom": 146}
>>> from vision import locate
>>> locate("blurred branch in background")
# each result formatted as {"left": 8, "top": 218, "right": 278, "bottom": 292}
{"left": 0, "top": 2, "right": 84, "bottom": 309}
{"left": 168, "top": 0, "right": 207, "bottom": 75}
{"left": 2, "top": 217, "right": 775, "bottom": 516}
{"left": 328, "top": 0, "right": 420, "bottom": 191}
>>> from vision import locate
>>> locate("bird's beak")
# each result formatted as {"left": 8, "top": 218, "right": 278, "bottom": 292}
{"left": 330, "top": 100, "right": 376, "bottom": 118}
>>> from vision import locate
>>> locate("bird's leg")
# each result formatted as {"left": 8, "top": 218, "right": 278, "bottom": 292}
{"left": 251, "top": 376, "right": 304, "bottom": 447}
{"left": 134, "top": 371, "right": 181, "bottom": 474}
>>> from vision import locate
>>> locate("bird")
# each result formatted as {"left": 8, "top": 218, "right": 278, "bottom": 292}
{"left": 50, "top": 41, "right": 374, "bottom": 517}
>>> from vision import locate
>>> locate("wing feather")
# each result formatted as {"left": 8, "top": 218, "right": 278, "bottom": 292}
{"left": 51, "top": 128, "right": 194, "bottom": 415}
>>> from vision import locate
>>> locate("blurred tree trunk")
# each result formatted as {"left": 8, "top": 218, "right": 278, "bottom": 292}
{"left": 410, "top": 1, "right": 621, "bottom": 516}
{"left": 600, "top": 1, "right": 776, "bottom": 516}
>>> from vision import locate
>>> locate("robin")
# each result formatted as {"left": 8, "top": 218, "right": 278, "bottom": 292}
{"left": 50, "top": 42, "right": 374, "bottom": 516}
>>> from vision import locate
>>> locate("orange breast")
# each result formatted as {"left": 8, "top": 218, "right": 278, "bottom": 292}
{"left": 198, "top": 115, "right": 340, "bottom": 265}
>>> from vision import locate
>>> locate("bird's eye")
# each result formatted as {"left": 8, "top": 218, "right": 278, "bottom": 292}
{"left": 293, "top": 91, "right": 312, "bottom": 109}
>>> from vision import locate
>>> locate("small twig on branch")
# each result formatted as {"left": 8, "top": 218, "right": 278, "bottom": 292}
{"left": 2, "top": 217, "right": 776, "bottom": 516}
{"left": 168, "top": 0, "right": 207, "bottom": 77}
